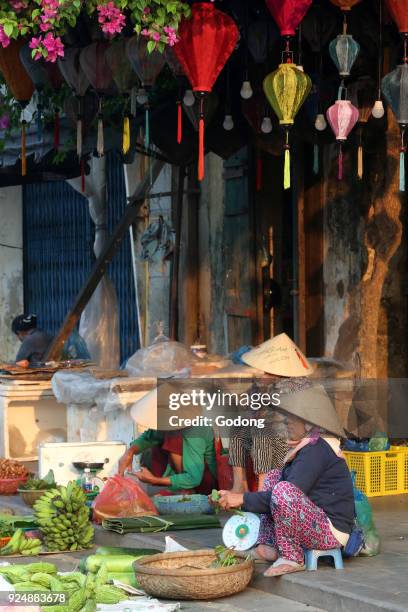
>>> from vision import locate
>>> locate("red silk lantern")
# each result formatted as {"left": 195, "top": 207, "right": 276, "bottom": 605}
{"left": 174, "top": 2, "right": 239, "bottom": 180}
{"left": 265, "top": 0, "right": 313, "bottom": 37}
{"left": 385, "top": 0, "right": 408, "bottom": 35}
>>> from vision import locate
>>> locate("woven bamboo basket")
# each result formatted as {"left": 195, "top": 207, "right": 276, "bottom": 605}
{"left": 134, "top": 549, "right": 254, "bottom": 600}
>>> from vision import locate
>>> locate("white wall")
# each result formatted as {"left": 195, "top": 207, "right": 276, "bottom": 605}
{"left": 0, "top": 186, "right": 24, "bottom": 362}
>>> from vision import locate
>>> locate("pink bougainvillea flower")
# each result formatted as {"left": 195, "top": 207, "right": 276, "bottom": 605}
{"left": 42, "top": 32, "right": 64, "bottom": 62}
{"left": 0, "top": 26, "right": 10, "bottom": 49}
{"left": 97, "top": 1, "right": 126, "bottom": 37}
{"left": 152, "top": 32, "right": 161, "bottom": 42}
{"left": 141, "top": 28, "right": 150, "bottom": 36}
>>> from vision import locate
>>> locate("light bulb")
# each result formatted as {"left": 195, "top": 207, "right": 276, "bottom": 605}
{"left": 183, "top": 89, "right": 195, "bottom": 107}
{"left": 223, "top": 114, "right": 234, "bottom": 131}
{"left": 261, "top": 116, "right": 273, "bottom": 134}
{"left": 240, "top": 80, "right": 253, "bottom": 100}
{"left": 136, "top": 88, "right": 148, "bottom": 105}
{"left": 372, "top": 100, "right": 385, "bottom": 119}
{"left": 315, "top": 113, "right": 327, "bottom": 131}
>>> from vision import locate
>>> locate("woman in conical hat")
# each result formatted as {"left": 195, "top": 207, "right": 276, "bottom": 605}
{"left": 229, "top": 333, "right": 313, "bottom": 492}
{"left": 215, "top": 383, "right": 355, "bottom": 577}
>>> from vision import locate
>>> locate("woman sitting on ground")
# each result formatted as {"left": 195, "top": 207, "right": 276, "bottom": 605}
{"left": 216, "top": 383, "right": 354, "bottom": 577}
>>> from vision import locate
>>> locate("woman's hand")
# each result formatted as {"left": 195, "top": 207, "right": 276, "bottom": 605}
{"left": 134, "top": 467, "right": 156, "bottom": 484}
{"left": 117, "top": 448, "right": 136, "bottom": 476}
{"left": 218, "top": 490, "right": 244, "bottom": 510}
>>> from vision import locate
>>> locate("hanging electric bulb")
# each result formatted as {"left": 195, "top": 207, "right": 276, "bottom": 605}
{"left": 240, "top": 80, "right": 253, "bottom": 100}
{"left": 372, "top": 99, "right": 385, "bottom": 119}
{"left": 137, "top": 88, "right": 148, "bottom": 105}
{"left": 261, "top": 116, "right": 273, "bottom": 133}
{"left": 183, "top": 89, "right": 195, "bottom": 107}
{"left": 315, "top": 113, "right": 327, "bottom": 131}
{"left": 223, "top": 114, "right": 234, "bottom": 131}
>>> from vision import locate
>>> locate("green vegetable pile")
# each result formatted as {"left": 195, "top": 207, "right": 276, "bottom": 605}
{"left": 0, "top": 519, "right": 14, "bottom": 538}
{"left": 0, "top": 561, "right": 128, "bottom": 611}
{"left": 210, "top": 545, "right": 243, "bottom": 568}
{"left": 20, "top": 470, "right": 56, "bottom": 491}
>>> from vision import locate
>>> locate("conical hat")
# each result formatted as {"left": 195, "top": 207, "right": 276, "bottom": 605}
{"left": 130, "top": 388, "right": 203, "bottom": 431}
{"left": 279, "top": 384, "right": 345, "bottom": 437}
{"left": 242, "top": 333, "right": 313, "bottom": 377}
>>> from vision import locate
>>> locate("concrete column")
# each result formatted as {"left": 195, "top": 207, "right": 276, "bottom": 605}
{"left": 0, "top": 186, "right": 24, "bottom": 362}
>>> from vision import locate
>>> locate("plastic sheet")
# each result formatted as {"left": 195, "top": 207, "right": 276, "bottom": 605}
{"left": 68, "top": 155, "right": 120, "bottom": 370}
{"left": 125, "top": 340, "right": 197, "bottom": 378}
{"left": 52, "top": 370, "right": 118, "bottom": 407}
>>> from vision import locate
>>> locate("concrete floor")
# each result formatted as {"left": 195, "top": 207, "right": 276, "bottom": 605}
{"left": 1, "top": 494, "right": 408, "bottom": 611}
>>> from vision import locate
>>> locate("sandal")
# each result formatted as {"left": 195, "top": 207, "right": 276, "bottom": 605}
{"left": 263, "top": 557, "right": 305, "bottom": 577}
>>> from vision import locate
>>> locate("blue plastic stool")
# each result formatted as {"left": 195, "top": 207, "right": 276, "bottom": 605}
{"left": 305, "top": 548, "right": 344, "bottom": 571}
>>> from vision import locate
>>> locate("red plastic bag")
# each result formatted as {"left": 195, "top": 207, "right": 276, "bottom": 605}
{"left": 93, "top": 475, "right": 158, "bottom": 523}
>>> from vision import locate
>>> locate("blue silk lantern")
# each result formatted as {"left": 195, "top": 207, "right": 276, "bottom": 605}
{"left": 329, "top": 32, "right": 360, "bottom": 77}
{"left": 382, "top": 64, "right": 408, "bottom": 191}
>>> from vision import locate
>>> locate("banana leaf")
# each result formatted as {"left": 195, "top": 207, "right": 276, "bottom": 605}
{"left": 102, "top": 514, "right": 220, "bottom": 535}
{"left": 0, "top": 515, "right": 37, "bottom": 530}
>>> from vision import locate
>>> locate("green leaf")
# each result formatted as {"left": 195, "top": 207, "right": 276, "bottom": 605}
{"left": 3, "top": 23, "right": 13, "bottom": 37}
{"left": 147, "top": 40, "right": 156, "bottom": 54}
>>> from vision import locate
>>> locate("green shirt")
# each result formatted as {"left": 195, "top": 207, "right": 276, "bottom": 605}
{"left": 131, "top": 426, "right": 217, "bottom": 492}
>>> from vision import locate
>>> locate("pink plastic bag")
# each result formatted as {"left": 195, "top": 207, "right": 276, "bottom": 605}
{"left": 93, "top": 475, "right": 158, "bottom": 523}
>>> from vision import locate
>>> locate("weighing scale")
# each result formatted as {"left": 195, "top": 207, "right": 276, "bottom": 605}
{"left": 222, "top": 512, "right": 261, "bottom": 551}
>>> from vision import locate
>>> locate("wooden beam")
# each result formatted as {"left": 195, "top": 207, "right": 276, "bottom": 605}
{"left": 45, "top": 159, "right": 164, "bottom": 361}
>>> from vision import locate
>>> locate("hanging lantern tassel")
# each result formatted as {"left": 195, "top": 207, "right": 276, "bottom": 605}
{"left": 313, "top": 143, "right": 319, "bottom": 175}
{"left": 122, "top": 115, "right": 130, "bottom": 155}
{"left": 357, "top": 128, "right": 363, "bottom": 180}
{"left": 130, "top": 87, "right": 137, "bottom": 118}
{"left": 177, "top": 101, "right": 182, "bottom": 144}
{"left": 97, "top": 99, "right": 104, "bottom": 158}
{"left": 21, "top": 119, "right": 27, "bottom": 177}
{"left": 256, "top": 154, "right": 262, "bottom": 191}
{"left": 338, "top": 143, "right": 343, "bottom": 181}
{"left": 54, "top": 110, "right": 60, "bottom": 151}
{"left": 144, "top": 105, "right": 150, "bottom": 149}
{"left": 198, "top": 95, "right": 205, "bottom": 181}
{"left": 76, "top": 97, "right": 83, "bottom": 158}
{"left": 80, "top": 157, "right": 85, "bottom": 193}
{"left": 283, "top": 131, "right": 290, "bottom": 190}
{"left": 400, "top": 127, "right": 406, "bottom": 192}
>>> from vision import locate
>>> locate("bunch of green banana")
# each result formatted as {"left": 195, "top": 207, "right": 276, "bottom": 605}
{"left": 0, "top": 528, "right": 43, "bottom": 556}
{"left": 0, "top": 529, "right": 25, "bottom": 555}
{"left": 33, "top": 482, "right": 94, "bottom": 552}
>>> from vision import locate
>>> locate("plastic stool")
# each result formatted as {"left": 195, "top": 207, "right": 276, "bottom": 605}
{"left": 305, "top": 548, "right": 344, "bottom": 571}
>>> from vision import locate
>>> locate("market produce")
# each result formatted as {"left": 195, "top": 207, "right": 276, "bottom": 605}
{"left": 0, "top": 528, "right": 42, "bottom": 556}
{"left": 0, "top": 562, "right": 129, "bottom": 610}
{"left": 20, "top": 470, "right": 56, "bottom": 491}
{"left": 0, "top": 459, "right": 29, "bottom": 479}
{"left": 33, "top": 482, "right": 94, "bottom": 551}
{"left": 86, "top": 554, "right": 144, "bottom": 574}
{"left": 0, "top": 519, "right": 14, "bottom": 537}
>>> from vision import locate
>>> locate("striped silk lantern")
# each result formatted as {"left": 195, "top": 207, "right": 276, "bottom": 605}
{"left": 263, "top": 63, "right": 312, "bottom": 189}
{"left": 382, "top": 64, "right": 408, "bottom": 191}
{"left": 329, "top": 29, "right": 360, "bottom": 77}
{"left": 326, "top": 92, "right": 359, "bottom": 180}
